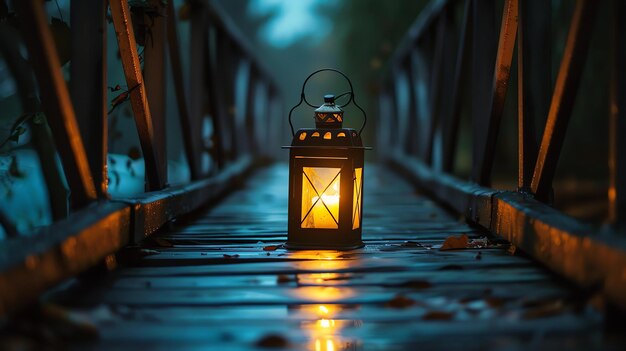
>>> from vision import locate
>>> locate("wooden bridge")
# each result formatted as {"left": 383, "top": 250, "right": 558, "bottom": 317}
{"left": 1, "top": 0, "right": 626, "bottom": 349}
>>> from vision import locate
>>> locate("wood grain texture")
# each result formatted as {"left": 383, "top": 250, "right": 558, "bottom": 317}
{"left": 42, "top": 165, "right": 614, "bottom": 350}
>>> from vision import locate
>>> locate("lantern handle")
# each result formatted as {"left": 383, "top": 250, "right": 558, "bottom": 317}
{"left": 288, "top": 68, "right": 367, "bottom": 137}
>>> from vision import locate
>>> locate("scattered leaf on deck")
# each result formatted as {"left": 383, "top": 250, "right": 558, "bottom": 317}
{"left": 223, "top": 254, "right": 239, "bottom": 259}
{"left": 385, "top": 294, "right": 416, "bottom": 309}
{"left": 255, "top": 334, "right": 289, "bottom": 348}
{"left": 507, "top": 244, "right": 517, "bottom": 255}
{"left": 440, "top": 234, "right": 469, "bottom": 251}
{"left": 263, "top": 245, "right": 279, "bottom": 251}
{"left": 422, "top": 311, "right": 454, "bottom": 321}
{"left": 522, "top": 300, "right": 565, "bottom": 319}
{"left": 485, "top": 297, "right": 506, "bottom": 308}
{"left": 277, "top": 274, "right": 297, "bottom": 284}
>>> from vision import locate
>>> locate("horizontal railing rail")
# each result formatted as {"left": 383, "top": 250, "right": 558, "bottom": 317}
{"left": 0, "top": 0, "right": 282, "bottom": 316}
{"left": 378, "top": 0, "right": 626, "bottom": 309}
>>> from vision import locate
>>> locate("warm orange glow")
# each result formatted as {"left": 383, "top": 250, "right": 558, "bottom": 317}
{"left": 293, "top": 286, "right": 355, "bottom": 302}
{"left": 302, "top": 168, "right": 341, "bottom": 229}
{"left": 311, "top": 194, "right": 339, "bottom": 228}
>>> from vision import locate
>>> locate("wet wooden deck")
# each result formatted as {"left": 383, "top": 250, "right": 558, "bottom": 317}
{"left": 41, "top": 165, "right": 614, "bottom": 350}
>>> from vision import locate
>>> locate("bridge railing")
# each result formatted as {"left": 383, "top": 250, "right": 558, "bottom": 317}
{"left": 0, "top": 0, "right": 282, "bottom": 316}
{"left": 379, "top": 0, "right": 626, "bottom": 309}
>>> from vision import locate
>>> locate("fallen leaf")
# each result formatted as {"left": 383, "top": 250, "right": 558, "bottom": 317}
{"left": 277, "top": 274, "right": 298, "bottom": 284}
{"left": 223, "top": 254, "right": 239, "bottom": 259}
{"left": 422, "top": 311, "right": 454, "bottom": 321}
{"left": 522, "top": 300, "right": 565, "bottom": 319}
{"left": 485, "top": 297, "right": 506, "bottom": 308}
{"left": 255, "top": 334, "right": 289, "bottom": 348}
{"left": 385, "top": 294, "right": 416, "bottom": 309}
{"left": 507, "top": 244, "right": 517, "bottom": 255}
{"left": 263, "top": 245, "right": 279, "bottom": 251}
{"left": 440, "top": 234, "right": 469, "bottom": 251}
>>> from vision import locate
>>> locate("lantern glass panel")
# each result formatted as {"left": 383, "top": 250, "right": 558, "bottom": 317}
{"left": 301, "top": 167, "right": 341, "bottom": 229}
{"left": 352, "top": 168, "right": 363, "bottom": 230}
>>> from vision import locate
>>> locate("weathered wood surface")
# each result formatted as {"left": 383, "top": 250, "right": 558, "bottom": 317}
{"left": 18, "top": 165, "right": 623, "bottom": 350}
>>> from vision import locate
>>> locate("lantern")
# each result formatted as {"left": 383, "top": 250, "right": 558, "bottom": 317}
{"left": 284, "top": 69, "right": 369, "bottom": 250}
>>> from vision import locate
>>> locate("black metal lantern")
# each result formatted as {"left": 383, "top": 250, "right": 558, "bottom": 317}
{"left": 284, "top": 69, "right": 369, "bottom": 250}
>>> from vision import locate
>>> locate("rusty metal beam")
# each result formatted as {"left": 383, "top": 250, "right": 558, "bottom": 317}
{"left": 517, "top": 0, "right": 551, "bottom": 192}
{"left": 531, "top": 0, "right": 599, "bottom": 200}
{"left": 110, "top": 0, "right": 165, "bottom": 191}
{"left": 143, "top": 0, "right": 168, "bottom": 187}
{"left": 70, "top": 0, "right": 108, "bottom": 198}
{"left": 15, "top": 0, "right": 97, "bottom": 207}
{"left": 166, "top": 0, "right": 201, "bottom": 180}
{"left": 471, "top": 0, "right": 518, "bottom": 186}
{"left": 388, "top": 153, "right": 626, "bottom": 311}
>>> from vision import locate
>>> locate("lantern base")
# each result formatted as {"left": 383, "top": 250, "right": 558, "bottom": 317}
{"left": 284, "top": 240, "right": 364, "bottom": 251}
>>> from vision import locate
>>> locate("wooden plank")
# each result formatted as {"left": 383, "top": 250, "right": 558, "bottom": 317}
{"left": 609, "top": 0, "right": 626, "bottom": 231}
{"left": 517, "top": 0, "right": 551, "bottom": 192}
{"left": 15, "top": 0, "right": 97, "bottom": 207}
{"left": 70, "top": 0, "right": 108, "bottom": 197}
{"left": 166, "top": 0, "right": 200, "bottom": 180}
{"left": 215, "top": 30, "right": 237, "bottom": 160}
{"left": 207, "top": 28, "right": 232, "bottom": 166}
{"left": 387, "top": 152, "right": 626, "bottom": 311}
{"left": 433, "top": 5, "right": 457, "bottom": 171}
{"left": 0, "top": 203, "right": 130, "bottom": 316}
{"left": 188, "top": 6, "right": 211, "bottom": 174}
{"left": 470, "top": 0, "right": 497, "bottom": 185}
{"left": 110, "top": 0, "right": 165, "bottom": 191}
{"left": 442, "top": 0, "right": 471, "bottom": 172}
{"left": 424, "top": 15, "right": 446, "bottom": 165}
{"left": 402, "top": 58, "right": 420, "bottom": 156}
{"left": 143, "top": 0, "right": 168, "bottom": 187}
{"left": 38, "top": 164, "right": 612, "bottom": 349}
{"left": 472, "top": 0, "right": 518, "bottom": 186}
{"left": 117, "top": 156, "right": 254, "bottom": 243}
{"left": 531, "top": 0, "right": 599, "bottom": 201}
